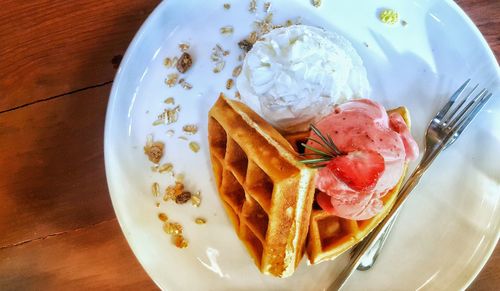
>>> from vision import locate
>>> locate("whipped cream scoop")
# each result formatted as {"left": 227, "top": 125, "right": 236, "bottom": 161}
{"left": 237, "top": 25, "right": 371, "bottom": 132}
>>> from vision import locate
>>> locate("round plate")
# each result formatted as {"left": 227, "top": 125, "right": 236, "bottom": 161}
{"left": 104, "top": 0, "right": 500, "bottom": 290}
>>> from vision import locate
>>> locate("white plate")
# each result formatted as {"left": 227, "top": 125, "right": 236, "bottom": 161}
{"left": 104, "top": 0, "right": 500, "bottom": 290}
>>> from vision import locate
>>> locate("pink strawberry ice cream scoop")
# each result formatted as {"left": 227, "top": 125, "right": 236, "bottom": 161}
{"left": 307, "top": 99, "right": 419, "bottom": 220}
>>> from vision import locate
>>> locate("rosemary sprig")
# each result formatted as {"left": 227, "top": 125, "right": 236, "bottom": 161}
{"left": 301, "top": 143, "right": 331, "bottom": 157}
{"left": 300, "top": 158, "right": 331, "bottom": 164}
{"left": 310, "top": 124, "right": 343, "bottom": 156}
{"left": 300, "top": 124, "right": 344, "bottom": 167}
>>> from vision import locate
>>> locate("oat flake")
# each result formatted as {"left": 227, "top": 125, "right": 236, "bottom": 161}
{"left": 164, "top": 97, "right": 175, "bottom": 104}
{"left": 163, "top": 222, "right": 183, "bottom": 235}
{"left": 226, "top": 78, "right": 234, "bottom": 90}
{"left": 249, "top": 0, "right": 257, "bottom": 13}
{"left": 158, "top": 163, "right": 173, "bottom": 173}
{"left": 164, "top": 57, "right": 173, "bottom": 68}
{"left": 183, "top": 124, "right": 198, "bottom": 135}
{"left": 213, "top": 61, "right": 225, "bottom": 73}
{"left": 220, "top": 26, "right": 234, "bottom": 35}
{"left": 312, "top": 0, "right": 322, "bottom": 7}
{"left": 165, "top": 106, "right": 180, "bottom": 124}
{"left": 189, "top": 141, "right": 200, "bottom": 153}
{"left": 195, "top": 217, "right": 207, "bottom": 224}
{"left": 166, "top": 73, "right": 179, "bottom": 87}
{"left": 232, "top": 65, "right": 242, "bottom": 77}
{"left": 158, "top": 213, "right": 168, "bottom": 222}
{"left": 152, "top": 182, "right": 160, "bottom": 197}
{"left": 172, "top": 234, "right": 188, "bottom": 248}
{"left": 179, "top": 78, "right": 193, "bottom": 90}
{"left": 191, "top": 191, "right": 201, "bottom": 207}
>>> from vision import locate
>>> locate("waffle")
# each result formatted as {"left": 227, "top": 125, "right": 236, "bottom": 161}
{"left": 285, "top": 107, "right": 411, "bottom": 264}
{"left": 208, "top": 94, "right": 317, "bottom": 277}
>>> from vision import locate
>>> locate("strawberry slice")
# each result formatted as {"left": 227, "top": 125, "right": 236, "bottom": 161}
{"left": 326, "top": 150, "right": 385, "bottom": 191}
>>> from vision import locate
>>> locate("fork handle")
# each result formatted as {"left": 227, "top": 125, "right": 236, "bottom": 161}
{"left": 327, "top": 154, "right": 439, "bottom": 290}
{"left": 357, "top": 209, "right": 400, "bottom": 271}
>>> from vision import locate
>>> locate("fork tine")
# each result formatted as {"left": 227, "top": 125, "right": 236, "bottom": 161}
{"left": 451, "top": 92, "right": 492, "bottom": 137}
{"left": 447, "top": 88, "right": 488, "bottom": 130}
{"left": 445, "top": 92, "right": 492, "bottom": 148}
{"left": 435, "top": 79, "right": 471, "bottom": 120}
{"left": 443, "top": 83, "right": 479, "bottom": 124}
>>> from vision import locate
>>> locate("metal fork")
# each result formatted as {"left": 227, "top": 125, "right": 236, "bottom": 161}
{"left": 328, "top": 79, "right": 493, "bottom": 291}
{"left": 357, "top": 80, "right": 491, "bottom": 271}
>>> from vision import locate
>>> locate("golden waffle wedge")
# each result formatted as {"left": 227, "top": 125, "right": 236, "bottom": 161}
{"left": 285, "top": 107, "right": 411, "bottom": 265}
{"left": 208, "top": 94, "right": 317, "bottom": 277}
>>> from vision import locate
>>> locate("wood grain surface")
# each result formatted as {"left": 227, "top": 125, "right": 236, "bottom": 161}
{"left": 0, "top": 84, "right": 113, "bottom": 247}
{"left": 0, "top": 219, "right": 156, "bottom": 290}
{"left": 0, "top": 0, "right": 497, "bottom": 290}
{"left": 0, "top": 0, "right": 158, "bottom": 112}
{"left": 456, "top": 0, "right": 500, "bottom": 61}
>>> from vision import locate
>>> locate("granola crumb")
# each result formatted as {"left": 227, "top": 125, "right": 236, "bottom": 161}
{"left": 179, "top": 78, "right": 193, "bottom": 90}
{"left": 226, "top": 78, "right": 234, "bottom": 90}
{"left": 165, "top": 73, "right": 179, "bottom": 87}
{"left": 158, "top": 212, "right": 169, "bottom": 222}
{"left": 144, "top": 138, "right": 164, "bottom": 164}
{"left": 249, "top": 0, "right": 257, "bottom": 13}
{"left": 189, "top": 141, "right": 200, "bottom": 153}
{"left": 235, "top": 91, "right": 241, "bottom": 100}
{"left": 220, "top": 26, "right": 234, "bottom": 35}
{"left": 211, "top": 44, "right": 228, "bottom": 73}
{"left": 152, "top": 182, "right": 160, "bottom": 197}
{"left": 163, "top": 181, "right": 184, "bottom": 201}
{"left": 311, "top": 0, "right": 322, "bottom": 7}
{"left": 175, "top": 191, "right": 192, "bottom": 204}
{"left": 213, "top": 61, "right": 225, "bottom": 73}
{"left": 164, "top": 97, "right": 175, "bottom": 104}
{"left": 172, "top": 56, "right": 179, "bottom": 67}
{"left": 182, "top": 124, "right": 198, "bottom": 135}
{"left": 238, "top": 39, "right": 253, "bottom": 52}
{"left": 195, "top": 217, "right": 206, "bottom": 224}
{"left": 163, "top": 222, "right": 183, "bottom": 235}
{"left": 191, "top": 191, "right": 201, "bottom": 207}
{"left": 158, "top": 163, "right": 173, "bottom": 173}
{"left": 264, "top": 2, "right": 271, "bottom": 12}
{"left": 152, "top": 119, "right": 164, "bottom": 126}
{"left": 179, "top": 43, "right": 190, "bottom": 52}
{"left": 164, "top": 57, "right": 173, "bottom": 68}
{"left": 172, "top": 234, "right": 188, "bottom": 248}
{"left": 232, "top": 65, "right": 242, "bottom": 78}
{"left": 165, "top": 106, "right": 180, "bottom": 124}
{"left": 223, "top": 3, "right": 231, "bottom": 9}
{"left": 176, "top": 52, "right": 193, "bottom": 73}
{"left": 155, "top": 202, "right": 160, "bottom": 207}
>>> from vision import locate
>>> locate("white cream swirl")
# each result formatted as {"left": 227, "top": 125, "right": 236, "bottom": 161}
{"left": 237, "top": 25, "right": 371, "bottom": 132}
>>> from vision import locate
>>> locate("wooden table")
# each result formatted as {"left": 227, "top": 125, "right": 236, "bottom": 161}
{"left": 0, "top": 0, "right": 498, "bottom": 289}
